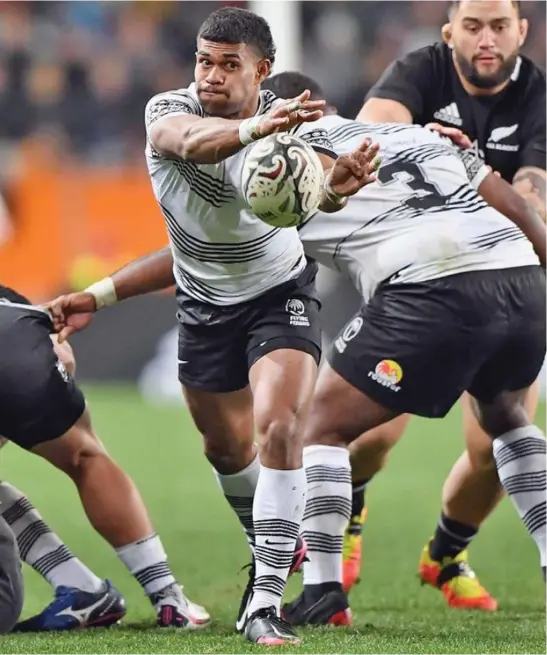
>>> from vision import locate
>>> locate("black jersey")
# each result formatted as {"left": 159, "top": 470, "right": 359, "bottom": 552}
{"left": 366, "top": 42, "right": 546, "bottom": 183}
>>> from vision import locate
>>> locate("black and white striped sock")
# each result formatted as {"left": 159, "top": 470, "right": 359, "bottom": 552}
{"left": 0, "top": 482, "right": 104, "bottom": 593}
{"left": 301, "top": 445, "right": 352, "bottom": 586}
{"left": 214, "top": 453, "right": 260, "bottom": 551}
{"left": 116, "top": 533, "right": 177, "bottom": 600}
{"left": 493, "top": 425, "right": 546, "bottom": 567}
{"left": 248, "top": 465, "right": 306, "bottom": 615}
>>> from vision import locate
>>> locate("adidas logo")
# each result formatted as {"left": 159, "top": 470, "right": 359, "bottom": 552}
{"left": 433, "top": 102, "right": 462, "bottom": 126}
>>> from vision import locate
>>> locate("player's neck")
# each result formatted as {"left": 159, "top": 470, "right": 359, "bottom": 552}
{"left": 229, "top": 94, "right": 262, "bottom": 120}
{"left": 452, "top": 54, "right": 511, "bottom": 97}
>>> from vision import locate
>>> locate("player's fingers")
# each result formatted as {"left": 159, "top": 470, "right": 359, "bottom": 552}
{"left": 297, "top": 109, "right": 324, "bottom": 122}
{"left": 368, "top": 155, "right": 382, "bottom": 173}
{"left": 58, "top": 326, "right": 74, "bottom": 344}
{"left": 357, "top": 137, "right": 372, "bottom": 152}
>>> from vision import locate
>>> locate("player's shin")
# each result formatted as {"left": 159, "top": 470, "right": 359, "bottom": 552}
{"left": 301, "top": 445, "right": 352, "bottom": 594}
{"left": 248, "top": 465, "right": 306, "bottom": 615}
{"left": 0, "top": 482, "right": 105, "bottom": 593}
{"left": 492, "top": 425, "right": 547, "bottom": 570}
{"left": 213, "top": 451, "right": 260, "bottom": 551}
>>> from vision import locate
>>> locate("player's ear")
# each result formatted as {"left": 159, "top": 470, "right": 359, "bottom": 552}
{"left": 518, "top": 18, "right": 528, "bottom": 47}
{"left": 257, "top": 59, "right": 271, "bottom": 84}
{"left": 442, "top": 22, "right": 453, "bottom": 48}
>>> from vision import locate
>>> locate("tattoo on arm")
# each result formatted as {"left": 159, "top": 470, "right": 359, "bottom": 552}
{"left": 513, "top": 167, "right": 546, "bottom": 221}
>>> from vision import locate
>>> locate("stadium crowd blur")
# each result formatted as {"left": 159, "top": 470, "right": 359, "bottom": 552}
{"left": 0, "top": 0, "right": 545, "bottom": 299}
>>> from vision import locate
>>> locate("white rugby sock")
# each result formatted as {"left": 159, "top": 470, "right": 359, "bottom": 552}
{"left": 116, "top": 533, "right": 177, "bottom": 600}
{"left": 214, "top": 452, "right": 260, "bottom": 551}
{"left": 248, "top": 465, "right": 306, "bottom": 615}
{"left": 302, "top": 445, "right": 352, "bottom": 586}
{"left": 493, "top": 426, "right": 546, "bottom": 567}
{"left": 0, "top": 482, "right": 104, "bottom": 593}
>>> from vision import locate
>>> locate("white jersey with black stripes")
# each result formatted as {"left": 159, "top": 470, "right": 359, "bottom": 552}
{"left": 299, "top": 115, "right": 539, "bottom": 301}
{"left": 144, "top": 84, "right": 336, "bottom": 306}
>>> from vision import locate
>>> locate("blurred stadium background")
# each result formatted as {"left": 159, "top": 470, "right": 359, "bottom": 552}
{"left": 0, "top": 3, "right": 545, "bottom": 651}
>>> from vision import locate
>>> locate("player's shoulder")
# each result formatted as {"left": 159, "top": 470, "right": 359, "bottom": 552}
{"left": 258, "top": 89, "right": 280, "bottom": 114}
{"left": 514, "top": 55, "right": 546, "bottom": 100}
{"left": 0, "top": 285, "right": 31, "bottom": 306}
{"left": 145, "top": 85, "right": 204, "bottom": 127}
{"left": 395, "top": 41, "right": 449, "bottom": 73}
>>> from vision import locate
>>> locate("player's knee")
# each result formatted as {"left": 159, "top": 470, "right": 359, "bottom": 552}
{"left": 474, "top": 394, "right": 529, "bottom": 438}
{"left": 203, "top": 436, "right": 254, "bottom": 475}
{"left": 255, "top": 408, "right": 302, "bottom": 467}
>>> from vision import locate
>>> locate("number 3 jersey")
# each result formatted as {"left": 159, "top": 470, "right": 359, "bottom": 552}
{"left": 299, "top": 115, "right": 539, "bottom": 300}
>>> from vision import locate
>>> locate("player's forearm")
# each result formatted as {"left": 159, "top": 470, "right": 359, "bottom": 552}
{"left": 109, "top": 246, "right": 175, "bottom": 301}
{"left": 479, "top": 173, "right": 546, "bottom": 267}
{"left": 513, "top": 167, "right": 547, "bottom": 222}
{"left": 153, "top": 115, "right": 255, "bottom": 164}
{"left": 178, "top": 117, "right": 247, "bottom": 163}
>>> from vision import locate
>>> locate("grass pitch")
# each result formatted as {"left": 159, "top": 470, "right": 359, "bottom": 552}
{"left": 1, "top": 386, "right": 545, "bottom": 653}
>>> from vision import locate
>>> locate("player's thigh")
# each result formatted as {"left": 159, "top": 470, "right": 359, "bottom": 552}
{"left": 182, "top": 385, "right": 255, "bottom": 471}
{"left": 0, "top": 314, "right": 86, "bottom": 452}
{"left": 0, "top": 514, "right": 23, "bottom": 634}
{"left": 246, "top": 260, "right": 322, "bottom": 434}
{"left": 303, "top": 358, "right": 400, "bottom": 448}
{"left": 30, "top": 408, "right": 107, "bottom": 475}
{"left": 468, "top": 267, "right": 546, "bottom": 426}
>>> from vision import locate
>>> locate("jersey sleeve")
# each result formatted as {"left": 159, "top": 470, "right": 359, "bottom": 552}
{"left": 518, "top": 86, "right": 546, "bottom": 171}
{"left": 291, "top": 123, "right": 338, "bottom": 160}
{"left": 365, "top": 48, "right": 435, "bottom": 120}
{"left": 144, "top": 90, "right": 203, "bottom": 139}
{"left": 458, "top": 146, "right": 490, "bottom": 189}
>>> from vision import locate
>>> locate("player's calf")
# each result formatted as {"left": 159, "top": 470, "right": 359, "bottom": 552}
{"left": 31, "top": 411, "right": 209, "bottom": 628}
{"left": 473, "top": 391, "right": 546, "bottom": 575}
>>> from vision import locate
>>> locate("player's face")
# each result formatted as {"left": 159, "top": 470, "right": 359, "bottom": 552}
{"left": 195, "top": 40, "right": 270, "bottom": 117}
{"left": 448, "top": 1, "right": 526, "bottom": 89}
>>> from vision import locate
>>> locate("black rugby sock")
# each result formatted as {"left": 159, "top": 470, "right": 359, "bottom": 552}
{"left": 429, "top": 512, "right": 478, "bottom": 561}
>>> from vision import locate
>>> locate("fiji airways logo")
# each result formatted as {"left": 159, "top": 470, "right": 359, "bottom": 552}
{"left": 486, "top": 124, "right": 519, "bottom": 152}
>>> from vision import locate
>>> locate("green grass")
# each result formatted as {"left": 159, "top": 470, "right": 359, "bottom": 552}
{"left": 1, "top": 386, "right": 545, "bottom": 654}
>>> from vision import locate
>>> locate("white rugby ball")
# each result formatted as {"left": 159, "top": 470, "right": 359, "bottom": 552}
{"left": 241, "top": 133, "right": 324, "bottom": 228}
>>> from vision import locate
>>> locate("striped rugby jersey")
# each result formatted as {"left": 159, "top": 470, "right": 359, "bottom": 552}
{"left": 299, "top": 115, "right": 539, "bottom": 300}
{"left": 145, "top": 84, "right": 336, "bottom": 305}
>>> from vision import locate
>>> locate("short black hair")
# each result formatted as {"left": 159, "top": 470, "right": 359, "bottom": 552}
{"left": 448, "top": 0, "right": 521, "bottom": 19}
{"left": 197, "top": 7, "right": 276, "bottom": 65}
{"left": 262, "top": 72, "right": 326, "bottom": 100}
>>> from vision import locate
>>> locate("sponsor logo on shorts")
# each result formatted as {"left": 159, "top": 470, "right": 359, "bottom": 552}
{"left": 368, "top": 359, "right": 402, "bottom": 392}
{"left": 335, "top": 317, "right": 363, "bottom": 353}
{"left": 286, "top": 298, "right": 309, "bottom": 327}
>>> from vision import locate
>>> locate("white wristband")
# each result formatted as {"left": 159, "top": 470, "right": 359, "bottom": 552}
{"left": 238, "top": 116, "right": 264, "bottom": 146}
{"left": 323, "top": 173, "right": 347, "bottom": 207}
{"left": 85, "top": 277, "right": 118, "bottom": 310}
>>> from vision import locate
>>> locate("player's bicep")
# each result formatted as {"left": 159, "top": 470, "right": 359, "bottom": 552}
{"left": 293, "top": 125, "right": 338, "bottom": 162}
{"left": 512, "top": 166, "right": 546, "bottom": 222}
{"left": 149, "top": 115, "right": 202, "bottom": 159}
{"left": 357, "top": 98, "right": 412, "bottom": 124}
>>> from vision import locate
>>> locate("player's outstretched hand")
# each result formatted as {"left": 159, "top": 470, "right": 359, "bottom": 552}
{"left": 45, "top": 292, "right": 98, "bottom": 343}
{"left": 328, "top": 138, "right": 381, "bottom": 198}
{"left": 426, "top": 122, "right": 473, "bottom": 149}
{"left": 257, "top": 90, "right": 326, "bottom": 136}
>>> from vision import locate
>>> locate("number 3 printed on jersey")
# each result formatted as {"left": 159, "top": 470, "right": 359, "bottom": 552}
{"left": 377, "top": 162, "right": 448, "bottom": 210}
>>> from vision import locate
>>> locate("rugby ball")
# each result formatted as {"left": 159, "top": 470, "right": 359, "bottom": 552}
{"left": 241, "top": 133, "right": 324, "bottom": 228}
